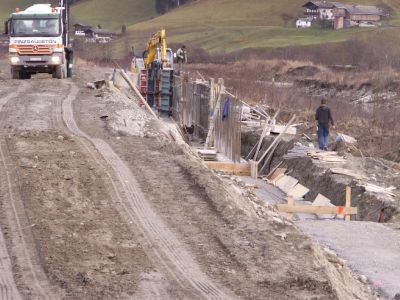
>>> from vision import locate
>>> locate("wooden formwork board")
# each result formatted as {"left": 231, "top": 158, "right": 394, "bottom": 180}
{"left": 276, "top": 204, "right": 357, "bottom": 215}
{"left": 275, "top": 175, "right": 298, "bottom": 194}
{"left": 205, "top": 162, "right": 251, "bottom": 176}
{"left": 288, "top": 184, "right": 310, "bottom": 198}
{"left": 267, "top": 167, "right": 287, "bottom": 182}
{"left": 276, "top": 187, "right": 357, "bottom": 221}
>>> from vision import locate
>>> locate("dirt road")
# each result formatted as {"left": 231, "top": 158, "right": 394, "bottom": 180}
{"left": 0, "top": 62, "right": 373, "bottom": 299}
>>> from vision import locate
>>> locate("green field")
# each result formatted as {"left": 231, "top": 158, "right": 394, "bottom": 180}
{"left": 70, "top": 0, "right": 157, "bottom": 30}
{"left": 0, "top": 0, "right": 156, "bottom": 31}
{"left": 2, "top": 0, "right": 400, "bottom": 56}
{"left": 125, "top": 0, "right": 400, "bottom": 52}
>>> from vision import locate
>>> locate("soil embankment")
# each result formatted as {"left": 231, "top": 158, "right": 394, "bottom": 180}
{"left": 0, "top": 61, "right": 375, "bottom": 299}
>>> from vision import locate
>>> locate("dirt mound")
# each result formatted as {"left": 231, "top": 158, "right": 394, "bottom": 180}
{"left": 286, "top": 65, "right": 320, "bottom": 77}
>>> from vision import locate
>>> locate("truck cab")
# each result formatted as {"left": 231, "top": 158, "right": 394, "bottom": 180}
{"left": 6, "top": 4, "right": 66, "bottom": 79}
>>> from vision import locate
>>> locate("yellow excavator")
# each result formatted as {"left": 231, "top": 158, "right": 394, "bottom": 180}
{"left": 143, "top": 29, "right": 173, "bottom": 69}
{"left": 138, "top": 29, "right": 174, "bottom": 114}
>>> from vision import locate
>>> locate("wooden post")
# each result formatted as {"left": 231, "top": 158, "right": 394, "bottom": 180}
{"left": 256, "top": 114, "right": 296, "bottom": 167}
{"left": 345, "top": 186, "right": 351, "bottom": 221}
{"left": 287, "top": 196, "right": 294, "bottom": 221}
{"left": 118, "top": 69, "right": 159, "bottom": 120}
{"left": 250, "top": 160, "right": 258, "bottom": 179}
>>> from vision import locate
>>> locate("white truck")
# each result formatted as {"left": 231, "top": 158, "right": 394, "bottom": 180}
{"left": 5, "top": 2, "right": 69, "bottom": 79}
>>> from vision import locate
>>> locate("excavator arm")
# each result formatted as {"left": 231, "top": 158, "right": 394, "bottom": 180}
{"left": 144, "top": 29, "right": 168, "bottom": 68}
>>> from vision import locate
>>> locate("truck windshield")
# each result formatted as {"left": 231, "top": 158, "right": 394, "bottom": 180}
{"left": 11, "top": 18, "right": 60, "bottom": 37}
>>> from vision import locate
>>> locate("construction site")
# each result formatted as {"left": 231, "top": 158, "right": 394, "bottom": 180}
{"left": 0, "top": 1, "right": 400, "bottom": 300}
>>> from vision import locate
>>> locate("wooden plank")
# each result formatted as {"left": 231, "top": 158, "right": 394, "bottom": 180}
{"left": 119, "top": 70, "right": 159, "bottom": 119}
{"left": 270, "top": 124, "right": 297, "bottom": 135}
{"left": 256, "top": 114, "right": 296, "bottom": 166}
{"left": 254, "top": 121, "right": 271, "bottom": 160}
{"left": 287, "top": 196, "right": 294, "bottom": 221}
{"left": 313, "top": 193, "right": 335, "bottom": 218}
{"left": 275, "top": 175, "right": 298, "bottom": 194}
{"left": 288, "top": 184, "right": 310, "bottom": 198}
{"left": 267, "top": 167, "right": 286, "bottom": 183}
{"left": 276, "top": 204, "right": 357, "bottom": 215}
{"left": 345, "top": 186, "right": 351, "bottom": 221}
{"left": 204, "top": 79, "right": 223, "bottom": 148}
{"left": 205, "top": 162, "right": 251, "bottom": 176}
{"left": 330, "top": 168, "right": 363, "bottom": 179}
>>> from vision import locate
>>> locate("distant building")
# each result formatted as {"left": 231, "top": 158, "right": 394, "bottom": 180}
{"left": 84, "top": 28, "right": 119, "bottom": 43}
{"left": 299, "top": 1, "right": 388, "bottom": 29}
{"left": 333, "top": 5, "right": 388, "bottom": 29}
{"left": 73, "top": 23, "right": 92, "bottom": 36}
{"left": 302, "top": 1, "right": 340, "bottom": 21}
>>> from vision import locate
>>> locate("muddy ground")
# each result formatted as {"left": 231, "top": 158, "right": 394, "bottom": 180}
{"left": 0, "top": 61, "right": 375, "bottom": 299}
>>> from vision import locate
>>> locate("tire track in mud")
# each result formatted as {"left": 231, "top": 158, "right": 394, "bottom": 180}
{"left": 61, "top": 84, "right": 232, "bottom": 299}
{"left": 0, "top": 82, "right": 50, "bottom": 300}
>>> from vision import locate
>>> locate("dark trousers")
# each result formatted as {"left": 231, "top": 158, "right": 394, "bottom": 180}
{"left": 318, "top": 124, "right": 330, "bottom": 150}
{"left": 66, "top": 56, "right": 73, "bottom": 78}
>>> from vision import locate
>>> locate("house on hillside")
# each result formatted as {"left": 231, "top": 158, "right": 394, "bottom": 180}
{"left": 73, "top": 23, "right": 92, "bottom": 36}
{"left": 84, "top": 28, "right": 119, "bottom": 43}
{"left": 302, "top": 1, "right": 340, "bottom": 21}
{"left": 298, "top": 1, "right": 388, "bottom": 29}
{"left": 333, "top": 5, "right": 388, "bottom": 29}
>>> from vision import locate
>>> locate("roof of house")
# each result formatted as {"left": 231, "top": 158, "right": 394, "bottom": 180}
{"left": 303, "top": 1, "right": 342, "bottom": 9}
{"left": 343, "top": 5, "right": 386, "bottom": 16}
{"left": 84, "top": 28, "right": 117, "bottom": 35}
{"left": 303, "top": 2, "right": 387, "bottom": 16}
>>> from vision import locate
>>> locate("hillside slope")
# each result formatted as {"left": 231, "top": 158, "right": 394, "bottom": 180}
{"left": 70, "top": 0, "right": 157, "bottom": 30}
{"left": 125, "top": 0, "right": 400, "bottom": 52}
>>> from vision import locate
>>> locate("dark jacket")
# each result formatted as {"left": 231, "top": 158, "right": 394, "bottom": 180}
{"left": 315, "top": 105, "right": 334, "bottom": 126}
{"left": 65, "top": 47, "right": 74, "bottom": 62}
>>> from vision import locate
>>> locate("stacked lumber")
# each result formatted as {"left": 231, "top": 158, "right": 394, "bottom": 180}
{"left": 308, "top": 151, "right": 346, "bottom": 163}
{"left": 359, "top": 183, "right": 396, "bottom": 198}
{"left": 283, "top": 145, "right": 346, "bottom": 163}
{"left": 197, "top": 149, "right": 217, "bottom": 161}
{"left": 283, "top": 145, "right": 314, "bottom": 159}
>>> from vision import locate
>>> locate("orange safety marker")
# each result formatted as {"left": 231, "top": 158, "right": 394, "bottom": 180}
{"left": 337, "top": 206, "right": 344, "bottom": 215}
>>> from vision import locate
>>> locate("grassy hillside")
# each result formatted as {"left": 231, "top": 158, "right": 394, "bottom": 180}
{"left": 0, "top": 0, "right": 157, "bottom": 31}
{"left": 125, "top": 0, "right": 400, "bottom": 53}
{"left": 70, "top": 0, "right": 157, "bottom": 30}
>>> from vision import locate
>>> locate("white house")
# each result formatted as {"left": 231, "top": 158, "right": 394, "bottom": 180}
{"left": 296, "top": 18, "right": 312, "bottom": 28}
{"left": 302, "top": 1, "right": 342, "bottom": 21}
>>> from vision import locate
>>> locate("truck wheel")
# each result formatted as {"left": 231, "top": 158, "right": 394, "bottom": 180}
{"left": 54, "top": 65, "right": 65, "bottom": 79}
{"left": 23, "top": 72, "right": 31, "bottom": 79}
{"left": 11, "top": 69, "right": 20, "bottom": 79}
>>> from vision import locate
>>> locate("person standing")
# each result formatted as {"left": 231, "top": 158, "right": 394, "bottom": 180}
{"left": 176, "top": 45, "right": 187, "bottom": 65}
{"left": 65, "top": 43, "right": 74, "bottom": 78}
{"left": 315, "top": 98, "right": 334, "bottom": 150}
